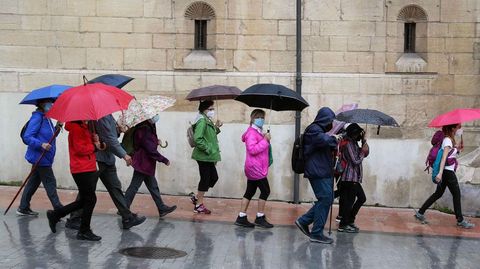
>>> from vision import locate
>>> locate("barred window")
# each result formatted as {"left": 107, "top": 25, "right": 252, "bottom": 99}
{"left": 404, "top": 23, "right": 416, "bottom": 53}
{"left": 195, "top": 20, "right": 207, "bottom": 50}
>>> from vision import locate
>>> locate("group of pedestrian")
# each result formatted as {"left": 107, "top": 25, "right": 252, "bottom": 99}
{"left": 17, "top": 99, "right": 475, "bottom": 243}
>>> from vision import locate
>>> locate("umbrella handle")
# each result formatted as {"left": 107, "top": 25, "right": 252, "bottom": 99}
{"left": 159, "top": 140, "right": 168, "bottom": 148}
{"left": 83, "top": 75, "right": 89, "bottom": 85}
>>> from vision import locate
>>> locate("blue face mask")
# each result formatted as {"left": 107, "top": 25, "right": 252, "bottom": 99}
{"left": 253, "top": 118, "right": 265, "bottom": 128}
{"left": 150, "top": 114, "right": 160, "bottom": 124}
{"left": 42, "top": 102, "right": 53, "bottom": 112}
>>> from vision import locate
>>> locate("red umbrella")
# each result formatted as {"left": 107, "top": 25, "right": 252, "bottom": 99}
{"left": 428, "top": 108, "right": 480, "bottom": 128}
{"left": 46, "top": 83, "right": 134, "bottom": 122}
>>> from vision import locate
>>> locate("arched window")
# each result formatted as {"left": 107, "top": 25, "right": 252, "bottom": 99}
{"left": 185, "top": 2, "right": 216, "bottom": 50}
{"left": 397, "top": 5, "right": 428, "bottom": 53}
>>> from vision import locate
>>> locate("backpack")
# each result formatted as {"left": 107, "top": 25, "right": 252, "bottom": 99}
{"left": 20, "top": 120, "right": 31, "bottom": 145}
{"left": 187, "top": 123, "right": 196, "bottom": 148}
{"left": 291, "top": 124, "right": 316, "bottom": 174}
{"left": 121, "top": 126, "right": 138, "bottom": 155}
{"left": 431, "top": 148, "right": 444, "bottom": 183}
{"left": 425, "top": 130, "right": 445, "bottom": 172}
{"left": 334, "top": 139, "right": 349, "bottom": 179}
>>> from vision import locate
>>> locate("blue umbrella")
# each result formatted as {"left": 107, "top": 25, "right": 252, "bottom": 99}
{"left": 19, "top": 84, "right": 71, "bottom": 105}
{"left": 87, "top": 74, "right": 134, "bottom": 89}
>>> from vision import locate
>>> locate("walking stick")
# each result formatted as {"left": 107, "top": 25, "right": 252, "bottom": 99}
{"left": 4, "top": 126, "right": 61, "bottom": 215}
{"left": 329, "top": 143, "right": 341, "bottom": 235}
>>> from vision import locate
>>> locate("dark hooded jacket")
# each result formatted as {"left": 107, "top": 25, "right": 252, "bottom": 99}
{"left": 303, "top": 107, "right": 338, "bottom": 179}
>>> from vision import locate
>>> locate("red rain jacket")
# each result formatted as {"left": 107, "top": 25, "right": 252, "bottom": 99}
{"left": 65, "top": 122, "right": 97, "bottom": 174}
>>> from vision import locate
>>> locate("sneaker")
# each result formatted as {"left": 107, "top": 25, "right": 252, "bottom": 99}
{"left": 65, "top": 218, "right": 81, "bottom": 230}
{"left": 254, "top": 216, "right": 274, "bottom": 228}
{"left": 122, "top": 214, "right": 147, "bottom": 229}
{"left": 350, "top": 223, "right": 360, "bottom": 231}
{"left": 46, "top": 210, "right": 59, "bottom": 233}
{"left": 189, "top": 192, "right": 198, "bottom": 205}
{"left": 194, "top": 204, "right": 211, "bottom": 214}
{"left": 235, "top": 216, "right": 255, "bottom": 228}
{"left": 295, "top": 219, "right": 310, "bottom": 237}
{"left": 76, "top": 230, "right": 102, "bottom": 241}
{"left": 159, "top": 205, "right": 177, "bottom": 218}
{"left": 309, "top": 234, "right": 334, "bottom": 244}
{"left": 414, "top": 209, "right": 427, "bottom": 222}
{"left": 16, "top": 208, "right": 39, "bottom": 216}
{"left": 457, "top": 220, "right": 475, "bottom": 229}
{"left": 338, "top": 224, "right": 359, "bottom": 233}
{"left": 335, "top": 216, "right": 342, "bottom": 223}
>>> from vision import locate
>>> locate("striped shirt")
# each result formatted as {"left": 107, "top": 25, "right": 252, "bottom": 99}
{"left": 340, "top": 138, "right": 368, "bottom": 183}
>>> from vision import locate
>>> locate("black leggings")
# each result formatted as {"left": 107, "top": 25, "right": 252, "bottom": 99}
{"left": 419, "top": 170, "right": 463, "bottom": 222}
{"left": 339, "top": 181, "right": 366, "bottom": 226}
{"left": 243, "top": 178, "right": 270, "bottom": 200}
{"left": 197, "top": 161, "right": 218, "bottom": 192}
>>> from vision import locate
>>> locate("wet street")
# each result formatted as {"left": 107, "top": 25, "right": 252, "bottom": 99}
{"left": 2, "top": 212, "right": 479, "bottom": 269}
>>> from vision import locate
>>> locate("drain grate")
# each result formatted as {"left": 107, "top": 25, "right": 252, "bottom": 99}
{"left": 119, "top": 247, "right": 187, "bottom": 259}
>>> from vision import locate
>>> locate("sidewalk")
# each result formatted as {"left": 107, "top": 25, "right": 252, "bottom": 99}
{"left": 1, "top": 185, "right": 478, "bottom": 239}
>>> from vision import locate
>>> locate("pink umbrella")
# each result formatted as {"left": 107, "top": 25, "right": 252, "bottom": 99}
{"left": 327, "top": 103, "right": 358, "bottom": 135}
{"left": 428, "top": 108, "right": 480, "bottom": 128}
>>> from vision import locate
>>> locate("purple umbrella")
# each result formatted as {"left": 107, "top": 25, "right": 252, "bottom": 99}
{"left": 185, "top": 85, "right": 242, "bottom": 101}
{"left": 327, "top": 103, "right": 359, "bottom": 135}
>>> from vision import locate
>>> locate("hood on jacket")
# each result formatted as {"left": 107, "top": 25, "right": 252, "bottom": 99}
{"left": 313, "top": 107, "right": 335, "bottom": 131}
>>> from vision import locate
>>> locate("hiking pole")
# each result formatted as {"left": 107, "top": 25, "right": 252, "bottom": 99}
{"left": 4, "top": 127, "right": 61, "bottom": 215}
{"left": 329, "top": 143, "right": 341, "bottom": 235}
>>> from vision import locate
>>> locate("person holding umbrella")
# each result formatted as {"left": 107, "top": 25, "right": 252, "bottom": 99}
{"left": 235, "top": 109, "right": 273, "bottom": 228}
{"left": 124, "top": 115, "right": 177, "bottom": 218}
{"left": 189, "top": 100, "right": 222, "bottom": 214}
{"left": 47, "top": 120, "right": 104, "bottom": 241}
{"left": 17, "top": 98, "right": 63, "bottom": 216}
{"left": 295, "top": 107, "right": 341, "bottom": 244}
{"left": 415, "top": 123, "right": 475, "bottom": 229}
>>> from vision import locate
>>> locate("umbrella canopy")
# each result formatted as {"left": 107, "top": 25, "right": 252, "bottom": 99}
{"left": 428, "top": 108, "right": 480, "bottom": 128}
{"left": 327, "top": 103, "right": 359, "bottom": 135}
{"left": 336, "top": 109, "right": 399, "bottom": 127}
{"left": 118, "top": 95, "right": 176, "bottom": 129}
{"left": 235, "top": 84, "right": 309, "bottom": 111}
{"left": 19, "top": 85, "right": 71, "bottom": 105}
{"left": 185, "top": 85, "right": 242, "bottom": 101}
{"left": 46, "top": 83, "right": 134, "bottom": 122}
{"left": 87, "top": 74, "right": 134, "bottom": 89}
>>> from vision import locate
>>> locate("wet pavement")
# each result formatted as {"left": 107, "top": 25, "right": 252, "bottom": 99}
{"left": 1, "top": 186, "right": 480, "bottom": 268}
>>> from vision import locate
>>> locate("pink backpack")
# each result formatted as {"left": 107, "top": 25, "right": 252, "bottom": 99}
{"left": 425, "top": 130, "right": 457, "bottom": 172}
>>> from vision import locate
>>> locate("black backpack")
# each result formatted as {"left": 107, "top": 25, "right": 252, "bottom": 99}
{"left": 291, "top": 132, "right": 306, "bottom": 174}
{"left": 20, "top": 120, "right": 30, "bottom": 145}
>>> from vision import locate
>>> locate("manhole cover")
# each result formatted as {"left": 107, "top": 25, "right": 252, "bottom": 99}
{"left": 119, "top": 247, "right": 187, "bottom": 259}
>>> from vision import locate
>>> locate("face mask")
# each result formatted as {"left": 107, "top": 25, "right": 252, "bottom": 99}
{"left": 456, "top": 128, "right": 463, "bottom": 137}
{"left": 254, "top": 118, "right": 265, "bottom": 128}
{"left": 206, "top": 110, "right": 215, "bottom": 119}
{"left": 150, "top": 114, "right": 159, "bottom": 124}
{"left": 325, "top": 123, "right": 333, "bottom": 132}
{"left": 42, "top": 102, "right": 53, "bottom": 112}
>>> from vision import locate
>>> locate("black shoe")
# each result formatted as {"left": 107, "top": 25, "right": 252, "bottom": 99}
{"left": 310, "top": 234, "right": 334, "bottom": 244}
{"left": 46, "top": 210, "right": 59, "bottom": 233}
{"left": 76, "top": 230, "right": 102, "bottom": 241}
{"left": 65, "top": 218, "right": 81, "bottom": 230}
{"left": 338, "top": 224, "right": 358, "bottom": 233}
{"left": 295, "top": 219, "right": 310, "bottom": 237}
{"left": 235, "top": 215, "right": 255, "bottom": 228}
{"left": 254, "top": 215, "right": 274, "bottom": 228}
{"left": 122, "top": 214, "right": 147, "bottom": 229}
{"left": 16, "top": 208, "right": 39, "bottom": 216}
{"left": 159, "top": 205, "right": 177, "bottom": 218}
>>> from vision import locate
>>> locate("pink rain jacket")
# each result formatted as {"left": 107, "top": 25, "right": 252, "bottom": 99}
{"left": 242, "top": 126, "right": 270, "bottom": 180}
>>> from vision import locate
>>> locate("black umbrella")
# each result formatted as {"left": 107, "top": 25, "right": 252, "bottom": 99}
{"left": 185, "top": 85, "right": 242, "bottom": 101}
{"left": 235, "top": 84, "right": 309, "bottom": 111}
{"left": 336, "top": 109, "right": 399, "bottom": 134}
{"left": 85, "top": 74, "right": 134, "bottom": 89}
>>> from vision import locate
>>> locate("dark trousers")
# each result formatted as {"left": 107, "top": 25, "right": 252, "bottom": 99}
{"left": 70, "top": 162, "right": 133, "bottom": 221}
{"left": 338, "top": 181, "right": 366, "bottom": 226}
{"left": 53, "top": 171, "right": 98, "bottom": 233}
{"left": 125, "top": 171, "right": 165, "bottom": 212}
{"left": 243, "top": 178, "right": 271, "bottom": 201}
{"left": 419, "top": 170, "right": 463, "bottom": 222}
{"left": 20, "top": 166, "right": 62, "bottom": 210}
{"left": 197, "top": 161, "right": 218, "bottom": 192}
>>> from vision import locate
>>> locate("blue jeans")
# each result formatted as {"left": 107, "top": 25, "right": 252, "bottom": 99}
{"left": 298, "top": 177, "right": 333, "bottom": 237}
{"left": 20, "top": 166, "right": 62, "bottom": 210}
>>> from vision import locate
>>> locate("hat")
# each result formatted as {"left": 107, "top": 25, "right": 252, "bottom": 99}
{"left": 346, "top": 123, "right": 363, "bottom": 138}
{"left": 198, "top": 100, "right": 214, "bottom": 112}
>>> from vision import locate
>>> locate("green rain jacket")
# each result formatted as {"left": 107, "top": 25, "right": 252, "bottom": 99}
{"left": 191, "top": 114, "right": 221, "bottom": 162}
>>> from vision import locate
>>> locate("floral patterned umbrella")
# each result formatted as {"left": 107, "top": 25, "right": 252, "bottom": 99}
{"left": 117, "top": 95, "right": 176, "bottom": 129}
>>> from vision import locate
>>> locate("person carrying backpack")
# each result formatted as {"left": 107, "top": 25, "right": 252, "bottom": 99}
{"left": 234, "top": 109, "right": 273, "bottom": 229}
{"left": 337, "top": 123, "right": 369, "bottom": 233}
{"left": 414, "top": 123, "right": 475, "bottom": 229}
{"left": 124, "top": 115, "right": 177, "bottom": 218}
{"left": 295, "top": 107, "right": 341, "bottom": 244}
{"left": 17, "top": 98, "right": 63, "bottom": 216}
{"left": 189, "top": 100, "right": 222, "bottom": 214}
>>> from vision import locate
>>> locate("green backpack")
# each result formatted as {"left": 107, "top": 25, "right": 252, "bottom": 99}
{"left": 121, "top": 126, "right": 138, "bottom": 155}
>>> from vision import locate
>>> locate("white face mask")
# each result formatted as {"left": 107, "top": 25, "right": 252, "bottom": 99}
{"left": 456, "top": 128, "right": 463, "bottom": 137}
{"left": 206, "top": 110, "right": 215, "bottom": 119}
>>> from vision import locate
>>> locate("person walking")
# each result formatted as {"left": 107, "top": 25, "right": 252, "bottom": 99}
{"left": 124, "top": 115, "right": 177, "bottom": 218}
{"left": 234, "top": 109, "right": 273, "bottom": 229}
{"left": 337, "top": 123, "right": 368, "bottom": 233}
{"left": 295, "top": 107, "right": 340, "bottom": 244}
{"left": 189, "top": 100, "right": 222, "bottom": 214}
{"left": 65, "top": 114, "right": 146, "bottom": 230}
{"left": 17, "top": 98, "right": 63, "bottom": 216}
{"left": 46, "top": 121, "right": 102, "bottom": 241}
{"left": 415, "top": 123, "right": 475, "bottom": 229}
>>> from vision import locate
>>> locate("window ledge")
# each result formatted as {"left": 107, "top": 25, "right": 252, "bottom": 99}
{"left": 395, "top": 53, "right": 427, "bottom": 73}
{"left": 182, "top": 50, "right": 217, "bottom": 70}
